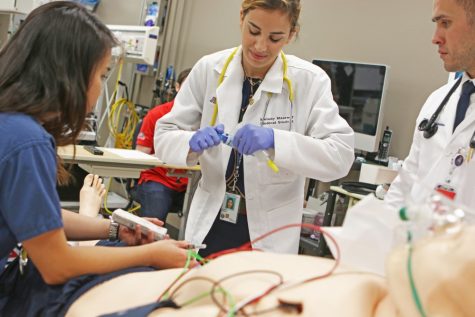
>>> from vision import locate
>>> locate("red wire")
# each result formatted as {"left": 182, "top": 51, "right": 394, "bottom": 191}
{"left": 205, "top": 223, "right": 340, "bottom": 265}
{"left": 157, "top": 223, "right": 341, "bottom": 307}
{"left": 202, "top": 223, "right": 341, "bottom": 312}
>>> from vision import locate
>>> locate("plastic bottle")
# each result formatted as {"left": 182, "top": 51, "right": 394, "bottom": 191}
{"left": 145, "top": 1, "right": 159, "bottom": 26}
{"left": 219, "top": 133, "right": 279, "bottom": 173}
{"left": 396, "top": 193, "right": 466, "bottom": 245}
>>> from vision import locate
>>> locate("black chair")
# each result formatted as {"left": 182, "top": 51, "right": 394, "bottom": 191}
{"left": 124, "top": 120, "right": 143, "bottom": 210}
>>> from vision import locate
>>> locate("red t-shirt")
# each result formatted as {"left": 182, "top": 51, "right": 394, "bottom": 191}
{"left": 136, "top": 100, "right": 188, "bottom": 191}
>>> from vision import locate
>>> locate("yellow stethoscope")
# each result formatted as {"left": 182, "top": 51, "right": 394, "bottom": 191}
{"left": 209, "top": 46, "right": 294, "bottom": 126}
{"left": 209, "top": 46, "right": 294, "bottom": 173}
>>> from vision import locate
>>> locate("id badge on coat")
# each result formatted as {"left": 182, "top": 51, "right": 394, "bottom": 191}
{"left": 219, "top": 192, "right": 240, "bottom": 224}
{"left": 434, "top": 150, "right": 465, "bottom": 200}
{"left": 435, "top": 183, "right": 457, "bottom": 200}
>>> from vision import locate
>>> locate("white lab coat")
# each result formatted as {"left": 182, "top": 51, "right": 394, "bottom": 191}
{"left": 155, "top": 47, "right": 354, "bottom": 253}
{"left": 385, "top": 73, "right": 475, "bottom": 212}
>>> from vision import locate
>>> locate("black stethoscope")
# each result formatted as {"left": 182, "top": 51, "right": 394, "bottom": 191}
{"left": 418, "top": 77, "right": 462, "bottom": 139}
{"left": 418, "top": 76, "right": 475, "bottom": 150}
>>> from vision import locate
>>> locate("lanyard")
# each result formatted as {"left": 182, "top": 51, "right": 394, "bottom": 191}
{"left": 230, "top": 152, "right": 244, "bottom": 197}
{"left": 225, "top": 77, "right": 256, "bottom": 198}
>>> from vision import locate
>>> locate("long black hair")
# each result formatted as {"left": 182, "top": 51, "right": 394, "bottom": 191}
{"left": 0, "top": 1, "right": 118, "bottom": 182}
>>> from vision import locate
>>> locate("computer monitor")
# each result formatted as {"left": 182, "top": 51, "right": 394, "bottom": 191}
{"left": 312, "top": 59, "right": 390, "bottom": 153}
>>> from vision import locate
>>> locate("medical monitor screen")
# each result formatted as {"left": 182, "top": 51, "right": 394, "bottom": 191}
{"left": 312, "top": 60, "right": 388, "bottom": 144}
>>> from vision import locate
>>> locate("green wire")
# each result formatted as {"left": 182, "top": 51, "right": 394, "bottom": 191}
{"left": 179, "top": 285, "right": 236, "bottom": 316}
{"left": 183, "top": 249, "right": 193, "bottom": 269}
{"left": 407, "top": 243, "right": 427, "bottom": 317}
{"left": 181, "top": 290, "right": 214, "bottom": 307}
{"left": 180, "top": 287, "right": 233, "bottom": 307}
{"left": 189, "top": 250, "right": 205, "bottom": 263}
{"left": 162, "top": 249, "right": 194, "bottom": 301}
{"left": 222, "top": 287, "right": 236, "bottom": 317}
{"left": 164, "top": 250, "right": 236, "bottom": 314}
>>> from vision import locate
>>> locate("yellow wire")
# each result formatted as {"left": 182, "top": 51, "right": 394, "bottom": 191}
{"left": 210, "top": 47, "right": 239, "bottom": 126}
{"left": 101, "top": 59, "right": 141, "bottom": 214}
{"left": 102, "top": 177, "right": 141, "bottom": 215}
{"left": 281, "top": 51, "right": 294, "bottom": 102}
{"left": 106, "top": 59, "right": 140, "bottom": 150}
{"left": 107, "top": 97, "right": 139, "bottom": 149}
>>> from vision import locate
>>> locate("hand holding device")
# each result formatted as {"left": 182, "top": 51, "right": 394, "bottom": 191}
{"left": 220, "top": 131, "right": 279, "bottom": 173}
{"left": 233, "top": 124, "right": 274, "bottom": 155}
{"left": 189, "top": 124, "right": 225, "bottom": 153}
{"left": 186, "top": 243, "right": 207, "bottom": 250}
{"left": 112, "top": 209, "right": 167, "bottom": 241}
{"left": 148, "top": 240, "right": 198, "bottom": 269}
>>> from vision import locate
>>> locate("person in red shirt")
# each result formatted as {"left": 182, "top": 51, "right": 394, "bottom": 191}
{"left": 132, "top": 69, "right": 191, "bottom": 221}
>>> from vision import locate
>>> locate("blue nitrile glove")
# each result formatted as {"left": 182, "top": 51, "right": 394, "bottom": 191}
{"left": 233, "top": 124, "right": 274, "bottom": 155}
{"left": 189, "top": 124, "right": 225, "bottom": 153}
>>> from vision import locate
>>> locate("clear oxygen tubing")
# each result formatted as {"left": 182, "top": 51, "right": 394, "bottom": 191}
{"left": 219, "top": 133, "right": 279, "bottom": 173}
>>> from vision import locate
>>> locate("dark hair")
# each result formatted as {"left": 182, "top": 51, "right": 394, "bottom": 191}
{"left": 0, "top": 1, "right": 117, "bottom": 183}
{"left": 241, "top": 0, "right": 301, "bottom": 33}
{"left": 177, "top": 68, "right": 192, "bottom": 85}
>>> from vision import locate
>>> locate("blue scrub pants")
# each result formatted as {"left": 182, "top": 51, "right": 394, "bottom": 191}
{"left": 131, "top": 181, "right": 184, "bottom": 222}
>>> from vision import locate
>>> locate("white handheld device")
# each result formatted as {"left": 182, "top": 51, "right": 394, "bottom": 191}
{"left": 111, "top": 209, "right": 167, "bottom": 241}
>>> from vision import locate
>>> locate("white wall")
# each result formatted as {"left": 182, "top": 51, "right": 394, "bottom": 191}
{"left": 165, "top": 0, "right": 447, "bottom": 159}
{"left": 95, "top": 0, "right": 145, "bottom": 25}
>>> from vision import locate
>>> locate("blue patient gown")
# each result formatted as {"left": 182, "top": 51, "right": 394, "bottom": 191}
{"left": 0, "top": 114, "right": 153, "bottom": 316}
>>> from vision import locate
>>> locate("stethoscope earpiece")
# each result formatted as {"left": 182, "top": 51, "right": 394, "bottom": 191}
{"left": 418, "top": 119, "right": 429, "bottom": 131}
{"left": 424, "top": 123, "right": 438, "bottom": 139}
{"left": 418, "top": 118, "right": 438, "bottom": 139}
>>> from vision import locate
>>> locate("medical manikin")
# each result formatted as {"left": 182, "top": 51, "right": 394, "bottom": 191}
{"left": 66, "top": 194, "right": 474, "bottom": 317}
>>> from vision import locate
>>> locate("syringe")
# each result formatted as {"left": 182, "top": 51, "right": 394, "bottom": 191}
{"left": 219, "top": 133, "right": 279, "bottom": 173}
{"left": 186, "top": 243, "right": 207, "bottom": 250}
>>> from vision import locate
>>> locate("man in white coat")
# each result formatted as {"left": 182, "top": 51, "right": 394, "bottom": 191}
{"left": 385, "top": 0, "right": 475, "bottom": 210}
{"left": 155, "top": 0, "right": 354, "bottom": 256}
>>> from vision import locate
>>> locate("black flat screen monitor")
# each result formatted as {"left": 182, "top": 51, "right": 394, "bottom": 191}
{"left": 312, "top": 59, "right": 389, "bottom": 153}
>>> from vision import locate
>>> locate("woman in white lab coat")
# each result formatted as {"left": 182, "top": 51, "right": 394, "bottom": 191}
{"left": 155, "top": 0, "right": 354, "bottom": 255}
